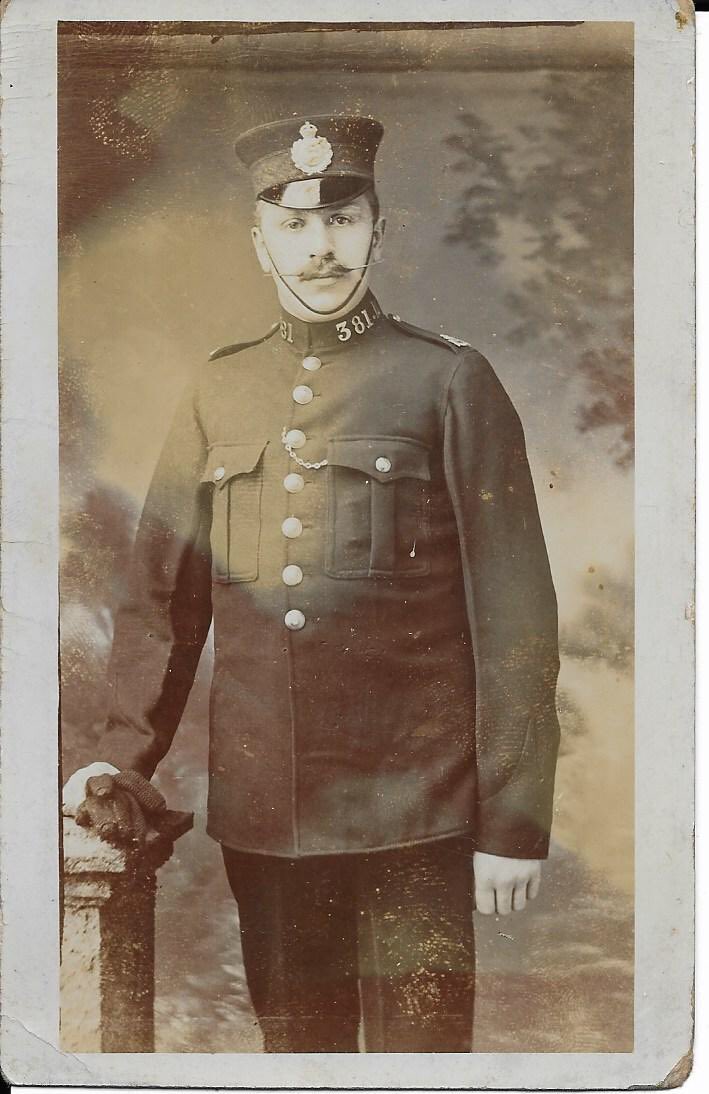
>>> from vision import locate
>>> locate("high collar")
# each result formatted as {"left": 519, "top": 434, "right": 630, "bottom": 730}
{"left": 277, "top": 289, "right": 385, "bottom": 355}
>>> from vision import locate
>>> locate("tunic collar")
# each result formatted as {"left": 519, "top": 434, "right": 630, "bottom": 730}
{"left": 277, "top": 290, "right": 384, "bottom": 354}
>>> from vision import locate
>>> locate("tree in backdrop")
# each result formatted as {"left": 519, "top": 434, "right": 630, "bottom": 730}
{"left": 444, "top": 68, "right": 633, "bottom": 469}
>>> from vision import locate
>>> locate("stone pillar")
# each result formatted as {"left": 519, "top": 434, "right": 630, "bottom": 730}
{"left": 60, "top": 810, "right": 193, "bottom": 1053}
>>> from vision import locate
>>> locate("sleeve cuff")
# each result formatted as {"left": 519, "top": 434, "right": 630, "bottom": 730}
{"left": 475, "top": 799, "right": 552, "bottom": 859}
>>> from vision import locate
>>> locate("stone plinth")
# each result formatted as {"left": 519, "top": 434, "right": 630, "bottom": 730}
{"left": 60, "top": 810, "right": 193, "bottom": 1053}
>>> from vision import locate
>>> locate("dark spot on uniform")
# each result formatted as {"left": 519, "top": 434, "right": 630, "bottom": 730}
{"left": 598, "top": 583, "right": 604, "bottom": 591}
{"left": 549, "top": 483, "right": 554, "bottom": 489}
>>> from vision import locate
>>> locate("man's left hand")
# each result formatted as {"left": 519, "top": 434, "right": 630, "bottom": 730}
{"left": 472, "top": 851, "right": 542, "bottom": 916}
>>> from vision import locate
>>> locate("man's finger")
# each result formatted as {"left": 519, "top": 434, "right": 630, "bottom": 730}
{"left": 474, "top": 882, "right": 496, "bottom": 916}
{"left": 512, "top": 884, "right": 527, "bottom": 912}
{"left": 495, "top": 885, "right": 513, "bottom": 916}
{"left": 527, "top": 871, "right": 542, "bottom": 901}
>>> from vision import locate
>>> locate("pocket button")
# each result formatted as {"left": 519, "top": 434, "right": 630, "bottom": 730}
{"left": 375, "top": 456, "right": 392, "bottom": 473}
{"left": 213, "top": 466, "right": 226, "bottom": 482}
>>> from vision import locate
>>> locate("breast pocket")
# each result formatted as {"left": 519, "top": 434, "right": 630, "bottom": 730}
{"left": 201, "top": 441, "right": 268, "bottom": 582}
{"left": 325, "top": 436, "right": 432, "bottom": 579}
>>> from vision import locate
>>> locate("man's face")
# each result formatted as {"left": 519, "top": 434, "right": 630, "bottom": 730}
{"left": 251, "top": 193, "right": 385, "bottom": 320}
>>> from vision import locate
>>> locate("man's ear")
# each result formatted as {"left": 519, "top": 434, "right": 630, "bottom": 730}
{"left": 371, "top": 216, "right": 386, "bottom": 261}
{"left": 251, "top": 225, "right": 272, "bottom": 274}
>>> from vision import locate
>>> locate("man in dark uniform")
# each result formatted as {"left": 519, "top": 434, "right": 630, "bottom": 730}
{"left": 63, "top": 114, "right": 561, "bottom": 1053}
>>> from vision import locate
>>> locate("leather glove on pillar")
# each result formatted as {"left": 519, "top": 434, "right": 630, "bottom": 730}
{"left": 75, "top": 770, "right": 167, "bottom": 848}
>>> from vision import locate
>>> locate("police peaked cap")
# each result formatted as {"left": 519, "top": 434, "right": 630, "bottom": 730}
{"left": 234, "top": 114, "right": 384, "bottom": 210}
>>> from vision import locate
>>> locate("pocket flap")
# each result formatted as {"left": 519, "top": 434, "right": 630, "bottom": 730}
{"left": 327, "top": 436, "right": 431, "bottom": 483}
{"left": 202, "top": 441, "right": 268, "bottom": 488}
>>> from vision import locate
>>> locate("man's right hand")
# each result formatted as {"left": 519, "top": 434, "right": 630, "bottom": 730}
{"left": 62, "top": 762, "right": 120, "bottom": 816}
{"left": 62, "top": 764, "right": 167, "bottom": 848}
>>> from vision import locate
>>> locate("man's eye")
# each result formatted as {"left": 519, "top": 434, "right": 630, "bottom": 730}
{"left": 284, "top": 220, "right": 304, "bottom": 230}
{"left": 331, "top": 214, "right": 352, "bottom": 226}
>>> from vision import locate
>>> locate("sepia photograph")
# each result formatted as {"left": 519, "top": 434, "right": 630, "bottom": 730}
{"left": 57, "top": 18, "right": 633, "bottom": 1056}
{"left": 0, "top": 1, "right": 694, "bottom": 1088}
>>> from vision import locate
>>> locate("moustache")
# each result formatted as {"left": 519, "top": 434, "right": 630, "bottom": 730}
{"left": 299, "top": 264, "right": 350, "bottom": 281}
{"left": 263, "top": 257, "right": 385, "bottom": 279}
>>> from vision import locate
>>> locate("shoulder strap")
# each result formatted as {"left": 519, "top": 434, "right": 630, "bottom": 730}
{"left": 208, "top": 322, "right": 280, "bottom": 362}
{"left": 388, "top": 313, "right": 471, "bottom": 354}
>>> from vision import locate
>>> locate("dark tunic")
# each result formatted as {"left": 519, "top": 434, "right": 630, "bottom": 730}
{"left": 99, "top": 291, "right": 561, "bottom": 858}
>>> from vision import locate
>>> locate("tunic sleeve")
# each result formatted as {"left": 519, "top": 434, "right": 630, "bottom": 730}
{"left": 442, "top": 350, "right": 561, "bottom": 859}
{"left": 96, "top": 376, "right": 213, "bottom": 778}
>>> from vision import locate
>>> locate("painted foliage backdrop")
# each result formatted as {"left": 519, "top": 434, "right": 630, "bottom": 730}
{"left": 59, "top": 22, "right": 634, "bottom": 1052}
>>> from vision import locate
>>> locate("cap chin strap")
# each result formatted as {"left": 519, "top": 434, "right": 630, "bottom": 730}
{"left": 261, "top": 230, "right": 375, "bottom": 318}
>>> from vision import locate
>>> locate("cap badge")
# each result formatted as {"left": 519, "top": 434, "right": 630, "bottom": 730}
{"left": 290, "top": 121, "right": 334, "bottom": 176}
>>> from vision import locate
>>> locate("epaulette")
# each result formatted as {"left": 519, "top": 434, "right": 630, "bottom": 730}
{"left": 208, "top": 322, "right": 280, "bottom": 362}
{"left": 388, "top": 314, "right": 471, "bottom": 353}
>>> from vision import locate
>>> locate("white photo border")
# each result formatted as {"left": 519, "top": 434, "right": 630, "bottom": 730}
{"left": 0, "top": 0, "right": 695, "bottom": 1087}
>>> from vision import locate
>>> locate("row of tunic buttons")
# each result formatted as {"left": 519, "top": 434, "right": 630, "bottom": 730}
{"left": 283, "top": 357, "right": 321, "bottom": 630}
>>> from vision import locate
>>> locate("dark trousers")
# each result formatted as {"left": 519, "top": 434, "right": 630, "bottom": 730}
{"left": 221, "top": 836, "right": 476, "bottom": 1053}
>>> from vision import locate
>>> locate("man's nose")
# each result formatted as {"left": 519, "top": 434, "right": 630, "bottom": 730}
{"left": 307, "top": 218, "right": 334, "bottom": 258}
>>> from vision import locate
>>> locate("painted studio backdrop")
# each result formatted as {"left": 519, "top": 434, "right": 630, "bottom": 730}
{"left": 59, "top": 22, "right": 634, "bottom": 1052}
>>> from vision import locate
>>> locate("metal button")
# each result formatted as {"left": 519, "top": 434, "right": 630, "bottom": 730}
{"left": 213, "top": 466, "right": 226, "bottom": 482}
{"left": 282, "top": 564, "right": 303, "bottom": 587}
{"left": 375, "top": 456, "right": 392, "bottom": 473}
{"left": 282, "top": 517, "right": 303, "bottom": 539}
{"left": 283, "top": 473, "right": 305, "bottom": 493}
{"left": 292, "top": 385, "right": 314, "bottom": 405}
{"left": 284, "top": 428, "right": 306, "bottom": 449}
{"left": 302, "top": 355, "right": 322, "bottom": 372}
{"left": 284, "top": 609, "right": 306, "bottom": 631}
